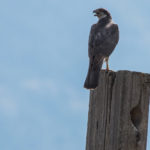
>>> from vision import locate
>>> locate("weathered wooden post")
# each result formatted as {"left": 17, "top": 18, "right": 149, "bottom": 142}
{"left": 86, "top": 70, "right": 150, "bottom": 150}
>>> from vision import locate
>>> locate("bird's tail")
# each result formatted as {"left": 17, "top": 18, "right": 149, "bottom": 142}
{"left": 84, "top": 56, "right": 104, "bottom": 90}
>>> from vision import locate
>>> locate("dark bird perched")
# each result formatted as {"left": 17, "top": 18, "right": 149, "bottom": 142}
{"left": 84, "top": 8, "right": 119, "bottom": 90}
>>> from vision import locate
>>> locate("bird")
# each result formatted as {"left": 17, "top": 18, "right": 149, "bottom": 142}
{"left": 84, "top": 8, "right": 119, "bottom": 90}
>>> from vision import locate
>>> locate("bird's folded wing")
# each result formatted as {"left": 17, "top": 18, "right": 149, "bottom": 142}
{"left": 88, "top": 24, "right": 119, "bottom": 57}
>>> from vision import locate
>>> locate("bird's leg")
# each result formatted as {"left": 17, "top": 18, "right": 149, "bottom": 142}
{"left": 105, "top": 57, "right": 109, "bottom": 71}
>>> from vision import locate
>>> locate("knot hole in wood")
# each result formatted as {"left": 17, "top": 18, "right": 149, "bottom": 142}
{"left": 130, "top": 104, "right": 142, "bottom": 143}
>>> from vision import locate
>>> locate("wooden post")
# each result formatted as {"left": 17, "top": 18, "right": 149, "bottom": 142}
{"left": 86, "top": 70, "right": 150, "bottom": 150}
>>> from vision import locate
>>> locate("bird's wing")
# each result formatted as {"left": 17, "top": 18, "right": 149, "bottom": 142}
{"left": 88, "top": 23, "right": 119, "bottom": 57}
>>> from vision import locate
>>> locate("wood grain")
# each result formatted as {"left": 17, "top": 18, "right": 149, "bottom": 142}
{"left": 86, "top": 70, "right": 150, "bottom": 150}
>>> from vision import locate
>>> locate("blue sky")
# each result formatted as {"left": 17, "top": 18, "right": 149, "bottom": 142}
{"left": 0, "top": 0, "right": 150, "bottom": 150}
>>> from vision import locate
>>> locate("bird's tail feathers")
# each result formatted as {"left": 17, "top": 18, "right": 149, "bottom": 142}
{"left": 84, "top": 56, "right": 104, "bottom": 90}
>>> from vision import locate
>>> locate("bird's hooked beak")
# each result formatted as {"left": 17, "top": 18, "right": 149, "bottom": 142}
{"left": 93, "top": 10, "right": 98, "bottom": 16}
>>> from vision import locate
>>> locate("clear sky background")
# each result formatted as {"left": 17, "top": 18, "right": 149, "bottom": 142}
{"left": 0, "top": 0, "right": 150, "bottom": 150}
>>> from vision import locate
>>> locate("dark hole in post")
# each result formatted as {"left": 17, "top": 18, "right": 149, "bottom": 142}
{"left": 130, "top": 104, "right": 142, "bottom": 130}
{"left": 130, "top": 104, "right": 142, "bottom": 143}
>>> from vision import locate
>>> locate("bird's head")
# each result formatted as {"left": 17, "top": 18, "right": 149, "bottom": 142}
{"left": 93, "top": 8, "right": 111, "bottom": 19}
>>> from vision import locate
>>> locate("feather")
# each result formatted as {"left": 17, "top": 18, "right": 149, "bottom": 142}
{"left": 84, "top": 9, "right": 119, "bottom": 89}
{"left": 84, "top": 55, "right": 104, "bottom": 89}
